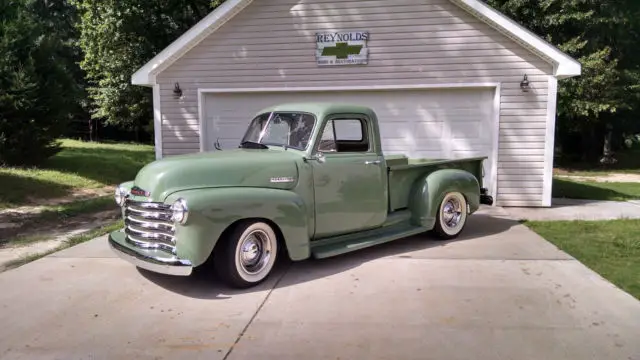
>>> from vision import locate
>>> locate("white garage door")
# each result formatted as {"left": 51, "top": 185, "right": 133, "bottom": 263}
{"left": 202, "top": 88, "right": 496, "bottom": 193}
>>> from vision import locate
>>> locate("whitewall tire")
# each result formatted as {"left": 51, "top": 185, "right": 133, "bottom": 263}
{"left": 432, "top": 192, "right": 468, "bottom": 240}
{"left": 214, "top": 220, "right": 278, "bottom": 289}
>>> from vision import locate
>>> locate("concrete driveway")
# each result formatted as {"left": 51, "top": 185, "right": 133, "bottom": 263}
{"left": 1, "top": 207, "right": 639, "bottom": 360}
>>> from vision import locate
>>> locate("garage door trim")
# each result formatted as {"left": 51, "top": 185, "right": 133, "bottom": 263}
{"left": 196, "top": 83, "right": 501, "bottom": 201}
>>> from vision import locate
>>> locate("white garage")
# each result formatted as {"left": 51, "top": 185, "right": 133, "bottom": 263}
{"left": 131, "top": 0, "right": 581, "bottom": 207}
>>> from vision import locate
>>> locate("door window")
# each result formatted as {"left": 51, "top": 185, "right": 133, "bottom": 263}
{"left": 334, "top": 119, "right": 364, "bottom": 141}
{"left": 317, "top": 118, "right": 369, "bottom": 153}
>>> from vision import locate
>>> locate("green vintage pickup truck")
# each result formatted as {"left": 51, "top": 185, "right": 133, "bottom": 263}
{"left": 109, "top": 103, "right": 493, "bottom": 288}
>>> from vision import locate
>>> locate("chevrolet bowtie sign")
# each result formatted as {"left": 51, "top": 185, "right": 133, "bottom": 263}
{"left": 316, "top": 31, "right": 369, "bottom": 66}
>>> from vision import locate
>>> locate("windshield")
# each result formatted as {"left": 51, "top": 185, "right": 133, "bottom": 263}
{"left": 240, "top": 112, "right": 316, "bottom": 150}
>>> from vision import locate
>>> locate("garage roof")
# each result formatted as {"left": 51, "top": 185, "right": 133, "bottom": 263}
{"left": 131, "top": 0, "right": 582, "bottom": 86}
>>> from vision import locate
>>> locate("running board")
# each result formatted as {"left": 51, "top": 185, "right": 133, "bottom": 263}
{"left": 310, "top": 221, "right": 426, "bottom": 259}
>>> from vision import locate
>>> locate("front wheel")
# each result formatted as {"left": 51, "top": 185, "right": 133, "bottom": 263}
{"left": 432, "top": 192, "right": 468, "bottom": 240}
{"left": 214, "top": 220, "right": 278, "bottom": 289}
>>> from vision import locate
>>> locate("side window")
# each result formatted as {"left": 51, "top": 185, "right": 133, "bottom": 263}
{"left": 334, "top": 119, "right": 363, "bottom": 141}
{"left": 317, "top": 117, "right": 370, "bottom": 153}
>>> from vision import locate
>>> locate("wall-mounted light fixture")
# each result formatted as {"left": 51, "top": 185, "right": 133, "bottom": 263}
{"left": 520, "top": 74, "right": 530, "bottom": 92}
{"left": 173, "top": 82, "right": 183, "bottom": 99}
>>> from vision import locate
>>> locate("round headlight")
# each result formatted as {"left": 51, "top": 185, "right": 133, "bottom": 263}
{"left": 114, "top": 186, "right": 128, "bottom": 207}
{"left": 171, "top": 198, "right": 189, "bottom": 224}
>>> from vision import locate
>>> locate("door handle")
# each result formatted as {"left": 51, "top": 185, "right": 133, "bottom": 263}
{"left": 365, "top": 160, "right": 381, "bottom": 165}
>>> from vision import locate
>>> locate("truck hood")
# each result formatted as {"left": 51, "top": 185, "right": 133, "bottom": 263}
{"left": 131, "top": 148, "right": 301, "bottom": 202}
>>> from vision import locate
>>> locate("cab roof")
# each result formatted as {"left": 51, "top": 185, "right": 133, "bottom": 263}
{"left": 255, "top": 102, "right": 378, "bottom": 120}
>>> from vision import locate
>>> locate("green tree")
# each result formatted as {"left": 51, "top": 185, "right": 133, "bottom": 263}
{"left": 32, "top": 0, "right": 91, "bottom": 134}
{"left": 485, "top": 0, "right": 640, "bottom": 163}
{"left": 73, "top": 0, "right": 217, "bottom": 141}
{"left": 0, "top": 0, "right": 79, "bottom": 166}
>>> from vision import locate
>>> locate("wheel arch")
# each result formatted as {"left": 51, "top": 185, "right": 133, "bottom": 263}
{"left": 165, "top": 187, "right": 312, "bottom": 268}
{"left": 408, "top": 168, "right": 481, "bottom": 229}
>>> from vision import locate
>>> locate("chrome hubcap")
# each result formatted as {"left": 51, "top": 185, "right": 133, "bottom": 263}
{"left": 239, "top": 230, "right": 272, "bottom": 275}
{"left": 442, "top": 198, "right": 462, "bottom": 228}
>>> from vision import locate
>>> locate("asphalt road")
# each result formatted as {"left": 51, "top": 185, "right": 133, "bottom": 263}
{"left": 1, "top": 206, "right": 639, "bottom": 360}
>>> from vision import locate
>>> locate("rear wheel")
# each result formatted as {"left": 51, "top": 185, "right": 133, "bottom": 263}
{"left": 432, "top": 192, "right": 468, "bottom": 240}
{"left": 214, "top": 220, "right": 278, "bottom": 289}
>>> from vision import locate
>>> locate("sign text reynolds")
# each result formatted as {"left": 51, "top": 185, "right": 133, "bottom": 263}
{"left": 316, "top": 31, "right": 369, "bottom": 66}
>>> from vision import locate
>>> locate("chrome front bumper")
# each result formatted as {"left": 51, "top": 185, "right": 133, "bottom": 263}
{"left": 108, "top": 231, "right": 193, "bottom": 276}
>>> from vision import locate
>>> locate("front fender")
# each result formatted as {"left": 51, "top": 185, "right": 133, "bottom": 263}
{"left": 165, "top": 188, "right": 310, "bottom": 267}
{"left": 408, "top": 169, "right": 481, "bottom": 228}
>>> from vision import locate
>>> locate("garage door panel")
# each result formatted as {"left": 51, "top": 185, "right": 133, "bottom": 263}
{"left": 389, "top": 148, "right": 447, "bottom": 159}
{"left": 381, "top": 138, "right": 445, "bottom": 152}
{"left": 381, "top": 144, "right": 411, "bottom": 153}
{"left": 450, "top": 122, "right": 482, "bottom": 139}
{"left": 451, "top": 150, "right": 490, "bottom": 159}
{"left": 204, "top": 87, "right": 496, "bottom": 193}
{"left": 210, "top": 139, "right": 240, "bottom": 150}
{"left": 414, "top": 111, "right": 490, "bottom": 123}
{"left": 210, "top": 121, "right": 246, "bottom": 132}
{"left": 379, "top": 122, "right": 414, "bottom": 137}
{"left": 450, "top": 138, "right": 492, "bottom": 151}
{"left": 402, "top": 141, "right": 444, "bottom": 152}
{"left": 411, "top": 151, "right": 450, "bottom": 159}
{"left": 208, "top": 122, "right": 247, "bottom": 143}
{"left": 414, "top": 122, "right": 445, "bottom": 138}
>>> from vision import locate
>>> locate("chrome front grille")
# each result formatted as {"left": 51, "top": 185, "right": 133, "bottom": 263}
{"left": 124, "top": 200, "right": 176, "bottom": 254}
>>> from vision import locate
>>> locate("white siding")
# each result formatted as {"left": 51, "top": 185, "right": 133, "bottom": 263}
{"left": 156, "top": 0, "right": 554, "bottom": 206}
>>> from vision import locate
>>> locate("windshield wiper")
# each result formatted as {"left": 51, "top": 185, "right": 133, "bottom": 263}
{"left": 239, "top": 141, "right": 269, "bottom": 149}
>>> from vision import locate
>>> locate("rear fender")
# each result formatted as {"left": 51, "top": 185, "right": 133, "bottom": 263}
{"left": 408, "top": 169, "right": 481, "bottom": 228}
{"left": 165, "top": 188, "right": 310, "bottom": 267}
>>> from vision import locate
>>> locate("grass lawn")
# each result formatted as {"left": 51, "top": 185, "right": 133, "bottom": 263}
{"left": 553, "top": 178, "right": 640, "bottom": 201}
{"left": 0, "top": 139, "right": 155, "bottom": 209}
{"left": 554, "top": 168, "right": 640, "bottom": 177}
{"left": 554, "top": 148, "right": 640, "bottom": 176}
{"left": 525, "top": 219, "right": 640, "bottom": 300}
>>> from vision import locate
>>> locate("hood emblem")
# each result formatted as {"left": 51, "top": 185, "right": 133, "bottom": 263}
{"left": 130, "top": 186, "right": 150, "bottom": 197}
{"left": 270, "top": 177, "right": 295, "bottom": 184}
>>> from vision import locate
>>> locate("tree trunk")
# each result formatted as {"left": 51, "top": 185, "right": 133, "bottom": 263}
{"left": 89, "top": 118, "right": 93, "bottom": 142}
{"left": 603, "top": 131, "right": 612, "bottom": 157}
{"left": 600, "top": 123, "right": 616, "bottom": 165}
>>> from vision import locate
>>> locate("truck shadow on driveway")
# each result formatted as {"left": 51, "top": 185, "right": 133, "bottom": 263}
{"left": 138, "top": 212, "right": 519, "bottom": 299}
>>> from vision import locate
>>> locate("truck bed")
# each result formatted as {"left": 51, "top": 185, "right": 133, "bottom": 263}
{"left": 385, "top": 154, "right": 486, "bottom": 211}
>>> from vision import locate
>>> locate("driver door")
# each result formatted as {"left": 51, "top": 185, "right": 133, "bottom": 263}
{"left": 310, "top": 115, "right": 387, "bottom": 239}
